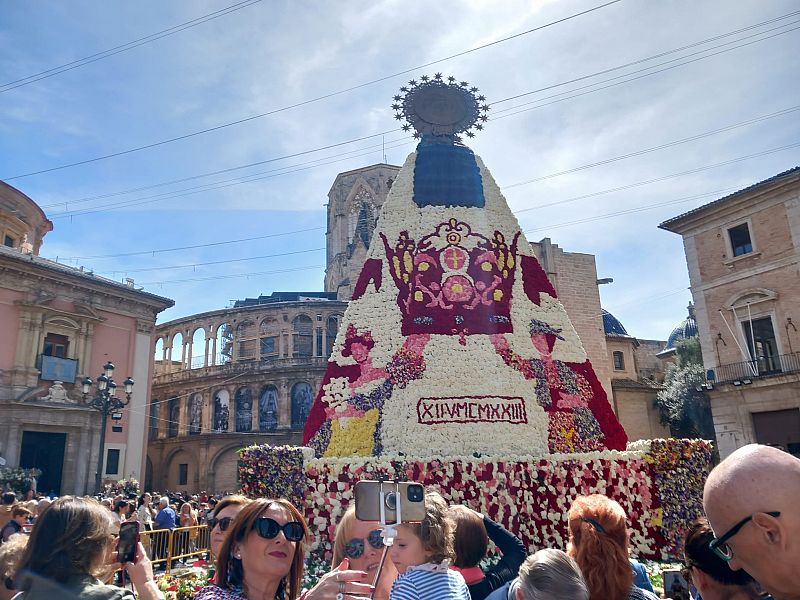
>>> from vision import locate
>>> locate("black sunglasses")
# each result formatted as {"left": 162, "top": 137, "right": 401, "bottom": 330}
{"left": 253, "top": 517, "right": 305, "bottom": 542}
{"left": 344, "top": 529, "right": 384, "bottom": 559}
{"left": 709, "top": 511, "right": 780, "bottom": 561}
{"left": 207, "top": 516, "right": 233, "bottom": 532}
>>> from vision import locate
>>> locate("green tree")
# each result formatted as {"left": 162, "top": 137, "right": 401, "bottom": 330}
{"left": 655, "top": 337, "right": 716, "bottom": 440}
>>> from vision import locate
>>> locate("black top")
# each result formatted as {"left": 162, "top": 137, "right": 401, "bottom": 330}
{"left": 467, "top": 516, "right": 527, "bottom": 600}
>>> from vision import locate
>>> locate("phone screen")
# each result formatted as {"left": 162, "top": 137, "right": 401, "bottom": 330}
{"left": 118, "top": 522, "right": 139, "bottom": 564}
{"left": 662, "top": 569, "right": 690, "bottom": 600}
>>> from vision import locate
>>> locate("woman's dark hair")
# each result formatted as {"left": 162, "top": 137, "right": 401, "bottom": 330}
{"left": 684, "top": 518, "right": 754, "bottom": 586}
{"left": 14, "top": 496, "right": 115, "bottom": 584}
{"left": 566, "top": 495, "right": 633, "bottom": 600}
{"left": 450, "top": 506, "right": 488, "bottom": 568}
{"left": 216, "top": 498, "right": 309, "bottom": 600}
{"left": 137, "top": 494, "right": 150, "bottom": 509}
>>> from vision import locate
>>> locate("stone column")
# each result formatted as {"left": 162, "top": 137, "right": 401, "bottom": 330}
{"left": 204, "top": 332, "right": 211, "bottom": 367}
{"left": 278, "top": 380, "right": 291, "bottom": 428}
{"left": 252, "top": 388, "right": 260, "bottom": 432}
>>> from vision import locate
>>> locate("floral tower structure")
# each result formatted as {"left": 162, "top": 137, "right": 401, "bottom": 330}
{"left": 239, "top": 77, "right": 712, "bottom": 560}
{"left": 302, "top": 76, "right": 626, "bottom": 459}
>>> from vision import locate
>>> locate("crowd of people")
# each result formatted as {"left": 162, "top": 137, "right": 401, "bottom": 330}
{"left": 0, "top": 443, "right": 796, "bottom": 600}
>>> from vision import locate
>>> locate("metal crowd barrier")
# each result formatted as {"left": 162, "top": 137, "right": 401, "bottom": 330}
{"left": 140, "top": 524, "right": 211, "bottom": 575}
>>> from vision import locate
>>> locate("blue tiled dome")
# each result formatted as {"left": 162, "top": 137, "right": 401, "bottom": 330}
{"left": 664, "top": 304, "right": 698, "bottom": 351}
{"left": 602, "top": 309, "right": 628, "bottom": 336}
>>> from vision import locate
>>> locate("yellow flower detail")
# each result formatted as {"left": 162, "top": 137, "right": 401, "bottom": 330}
{"left": 493, "top": 289, "right": 503, "bottom": 301}
{"left": 481, "top": 261, "right": 493, "bottom": 272}
{"left": 324, "top": 409, "right": 379, "bottom": 457}
{"left": 419, "top": 261, "right": 429, "bottom": 271}
{"left": 414, "top": 291, "right": 423, "bottom": 302}
{"left": 649, "top": 507, "right": 663, "bottom": 527}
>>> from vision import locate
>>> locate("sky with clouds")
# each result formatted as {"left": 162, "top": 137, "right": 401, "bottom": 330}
{"left": 1, "top": 0, "right": 798, "bottom": 340}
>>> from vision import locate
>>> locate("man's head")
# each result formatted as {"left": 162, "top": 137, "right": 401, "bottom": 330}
{"left": 1, "top": 493, "right": 15, "bottom": 507}
{"left": 703, "top": 444, "right": 800, "bottom": 599}
{"left": 158, "top": 496, "right": 169, "bottom": 508}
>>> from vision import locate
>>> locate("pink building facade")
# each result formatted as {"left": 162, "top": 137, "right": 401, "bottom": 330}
{"left": 0, "top": 181, "right": 172, "bottom": 495}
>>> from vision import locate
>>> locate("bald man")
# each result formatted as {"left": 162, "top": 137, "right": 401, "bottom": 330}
{"left": 703, "top": 444, "right": 800, "bottom": 600}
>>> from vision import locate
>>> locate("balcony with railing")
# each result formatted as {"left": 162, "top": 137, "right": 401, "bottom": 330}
{"left": 711, "top": 352, "right": 800, "bottom": 385}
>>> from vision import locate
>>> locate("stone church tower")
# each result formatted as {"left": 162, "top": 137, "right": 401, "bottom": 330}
{"left": 324, "top": 164, "right": 400, "bottom": 300}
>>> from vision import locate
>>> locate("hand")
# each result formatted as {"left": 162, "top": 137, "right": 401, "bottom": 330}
{"left": 304, "top": 558, "right": 374, "bottom": 600}
{"left": 122, "top": 542, "right": 155, "bottom": 588}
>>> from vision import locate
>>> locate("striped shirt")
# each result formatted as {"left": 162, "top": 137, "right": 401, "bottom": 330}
{"left": 390, "top": 567, "right": 471, "bottom": 600}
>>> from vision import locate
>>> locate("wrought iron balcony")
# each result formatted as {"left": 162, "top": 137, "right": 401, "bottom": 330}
{"left": 712, "top": 352, "right": 800, "bottom": 385}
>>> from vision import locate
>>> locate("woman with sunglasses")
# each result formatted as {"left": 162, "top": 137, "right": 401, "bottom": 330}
{"left": 682, "top": 518, "right": 773, "bottom": 600}
{"left": 195, "top": 498, "right": 308, "bottom": 600}
{"left": 208, "top": 495, "right": 252, "bottom": 560}
{"left": 301, "top": 506, "right": 394, "bottom": 600}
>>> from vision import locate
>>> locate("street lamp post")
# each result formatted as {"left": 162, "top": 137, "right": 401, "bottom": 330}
{"left": 81, "top": 361, "right": 134, "bottom": 494}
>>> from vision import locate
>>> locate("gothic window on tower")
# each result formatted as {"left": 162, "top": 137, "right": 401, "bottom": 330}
{"left": 613, "top": 351, "right": 625, "bottom": 370}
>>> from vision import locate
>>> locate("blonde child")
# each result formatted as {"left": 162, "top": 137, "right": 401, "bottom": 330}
{"left": 388, "top": 491, "right": 470, "bottom": 600}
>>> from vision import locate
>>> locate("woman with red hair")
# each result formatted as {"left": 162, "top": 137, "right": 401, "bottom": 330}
{"left": 566, "top": 495, "right": 658, "bottom": 600}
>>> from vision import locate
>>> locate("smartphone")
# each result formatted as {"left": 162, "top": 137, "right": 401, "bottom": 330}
{"left": 354, "top": 481, "right": 426, "bottom": 524}
{"left": 118, "top": 521, "right": 140, "bottom": 564}
{"left": 662, "top": 568, "right": 690, "bottom": 600}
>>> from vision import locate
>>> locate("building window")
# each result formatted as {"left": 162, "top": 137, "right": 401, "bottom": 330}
{"left": 291, "top": 382, "right": 313, "bottom": 428}
{"left": 106, "top": 449, "right": 120, "bottom": 475}
{"left": 43, "top": 332, "right": 69, "bottom": 358}
{"left": 178, "top": 464, "right": 188, "bottom": 486}
{"left": 752, "top": 409, "right": 800, "bottom": 457}
{"left": 613, "top": 351, "right": 625, "bottom": 370}
{"left": 292, "top": 315, "right": 313, "bottom": 358}
{"left": 728, "top": 222, "right": 753, "bottom": 257}
{"left": 3, "top": 234, "right": 15, "bottom": 248}
{"left": 742, "top": 316, "right": 779, "bottom": 374}
{"left": 149, "top": 401, "right": 160, "bottom": 440}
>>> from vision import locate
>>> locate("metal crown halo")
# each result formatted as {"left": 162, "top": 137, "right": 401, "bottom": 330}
{"left": 392, "top": 74, "right": 489, "bottom": 141}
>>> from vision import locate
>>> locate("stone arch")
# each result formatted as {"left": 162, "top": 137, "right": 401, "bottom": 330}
{"left": 347, "top": 183, "right": 378, "bottom": 250}
{"left": 290, "top": 381, "right": 313, "bottom": 429}
{"left": 210, "top": 444, "right": 243, "bottom": 493}
{"left": 154, "top": 337, "right": 164, "bottom": 365}
{"left": 188, "top": 392, "right": 203, "bottom": 434}
{"left": 165, "top": 448, "right": 196, "bottom": 491}
{"left": 326, "top": 313, "right": 343, "bottom": 357}
{"left": 292, "top": 314, "right": 313, "bottom": 358}
{"left": 170, "top": 331, "right": 184, "bottom": 370}
{"left": 259, "top": 317, "right": 280, "bottom": 362}
{"left": 724, "top": 288, "right": 778, "bottom": 310}
{"left": 213, "top": 323, "right": 233, "bottom": 365}
{"left": 234, "top": 386, "right": 253, "bottom": 432}
{"left": 190, "top": 327, "right": 206, "bottom": 369}
{"left": 236, "top": 319, "right": 257, "bottom": 360}
{"left": 212, "top": 388, "right": 230, "bottom": 432}
{"left": 258, "top": 384, "right": 279, "bottom": 431}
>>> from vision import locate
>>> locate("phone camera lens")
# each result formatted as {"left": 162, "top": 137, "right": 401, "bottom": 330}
{"left": 385, "top": 492, "right": 397, "bottom": 510}
{"left": 407, "top": 484, "right": 424, "bottom": 502}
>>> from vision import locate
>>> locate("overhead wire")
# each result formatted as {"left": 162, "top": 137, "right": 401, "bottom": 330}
{"left": 35, "top": 14, "right": 800, "bottom": 219}
{"left": 2, "top": 0, "right": 624, "bottom": 181}
{"left": 0, "top": 0, "right": 264, "bottom": 93}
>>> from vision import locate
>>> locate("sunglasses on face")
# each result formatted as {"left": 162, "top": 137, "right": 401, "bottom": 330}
{"left": 709, "top": 511, "right": 780, "bottom": 561}
{"left": 253, "top": 517, "right": 305, "bottom": 542}
{"left": 207, "top": 516, "right": 233, "bottom": 532}
{"left": 344, "top": 529, "right": 384, "bottom": 559}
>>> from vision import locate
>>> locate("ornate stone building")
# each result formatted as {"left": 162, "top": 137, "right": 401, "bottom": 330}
{"left": 325, "top": 164, "right": 400, "bottom": 300}
{"left": 660, "top": 167, "right": 800, "bottom": 458}
{"left": 146, "top": 292, "right": 346, "bottom": 492}
{"left": 0, "top": 181, "right": 173, "bottom": 495}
